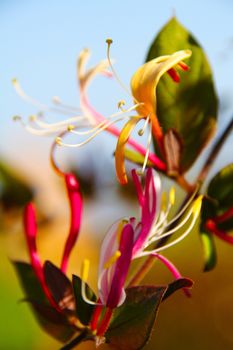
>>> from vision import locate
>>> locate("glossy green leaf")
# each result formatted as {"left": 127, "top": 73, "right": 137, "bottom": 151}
{"left": 0, "top": 162, "right": 33, "bottom": 209}
{"left": 106, "top": 285, "right": 167, "bottom": 350}
{"left": 13, "top": 261, "right": 47, "bottom": 304}
{"left": 207, "top": 163, "right": 233, "bottom": 212}
{"left": 146, "top": 17, "right": 218, "bottom": 172}
{"left": 72, "top": 275, "right": 97, "bottom": 326}
{"left": 26, "top": 300, "right": 75, "bottom": 343}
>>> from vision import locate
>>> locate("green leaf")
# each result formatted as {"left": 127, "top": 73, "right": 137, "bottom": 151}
{"left": 13, "top": 261, "right": 47, "bottom": 304}
{"left": 106, "top": 285, "right": 167, "bottom": 350}
{"left": 72, "top": 275, "right": 97, "bottom": 326}
{"left": 201, "top": 164, "right": 233, "bottom": 231}
{"left": 44, "top": 261, "right": 75, "bottom": 313}
{"left": 0, "top": 162, "right": 33, "bottom": 209}
{"left": 200, "top": 230, "right": 217, "bottom": 271}
{"left": 26, "top": 300, "right": 75, "bottom": 343}
{"left": 207, "top": 163, "right": 233, "bottom": 212}
{"left": 146, "top": 17, "right": 218, "bottom": 172}
{"left": 162, "top": 277, "right": 193, "bottom": 301}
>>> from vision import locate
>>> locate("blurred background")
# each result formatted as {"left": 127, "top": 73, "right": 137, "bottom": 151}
{"left": 1, "top": 0, "right": 233, "bottom": 349}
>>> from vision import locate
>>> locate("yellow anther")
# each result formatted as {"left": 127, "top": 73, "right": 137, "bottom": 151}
{"left": 106, "top": 38, "right": 113, "bottom": 45}
{"left": 116, "top": 220, "right": 128, "bottom": 243}
{"left": 67, "top": 124, "right": 75, "bottom": 131}
{"left": 169, "top": 187, "right": 176, "bottom": 205}
{"left": 81, "top": 259, "right": 90, "bottom": 282}
{"left": 12, "top": 115, "right": 21, "bottom": 122}
{"left": 12, "top": 78, "right": 17, "bottom": 85}
{"left": 161, "top": 192, "right": 167, "bottom": 211}
{"left": 92, "top": 330, "right": 97, "bottom": 336}
{"left": 29, "top": 115, "right": 37, "bottom": 121}
{"left": 117, "top": 100, "right": 126, "bottom": 110}
{"left": 192, "top": 195, "right": 203, "bottom": 216}
{"left": 104, "top": 250, "right": 121, "bottom": 269}
{"left": 55, "top": 137, "right": 62, "bottom": 146}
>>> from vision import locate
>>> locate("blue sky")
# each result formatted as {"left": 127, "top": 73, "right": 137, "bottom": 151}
{"left": 1, "top": 0, "right": 232, "bottom": 174}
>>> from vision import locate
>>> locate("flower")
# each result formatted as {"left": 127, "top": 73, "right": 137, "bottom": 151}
{"left": 131, "top": 168, "right": 202, "bottom": 260}
{"left": 80, "top": 168, "right": 202, "bottom": 340}
{"left": 12, "top": 46, "right": 167, "bottom": 182}
{"left": 23, "top": 172, "right": 82, "bottom": 308}
{"left": 115, "top": 49, "right": 192, "bottom": 184}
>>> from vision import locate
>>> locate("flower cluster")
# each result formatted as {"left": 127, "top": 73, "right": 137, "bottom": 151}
{"left": 13, "top": 39, "right": 208, "bottom": 349}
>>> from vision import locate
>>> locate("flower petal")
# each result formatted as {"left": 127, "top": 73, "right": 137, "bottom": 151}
{"left": 131, "top": 50, "right": 192, "bottom": 117}
{"left": 61, "top": 174, "right": 83, "bottom": 272}
{"left": 115, "top": 116, "right": 143, "bottom": 184}
{"left": 106, "top": 224, "right": 134, "bottom": 308}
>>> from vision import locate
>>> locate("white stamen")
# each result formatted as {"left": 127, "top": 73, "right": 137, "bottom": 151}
{"left": 141, "top": 122, "right": 152, "bottom": 174}
{"left": 106, "top": 39, "right": 138, "bottom": 103}
{"left": 145, "top": 207, "right": 194, "bottom": 248}
{"left": 59, "top": 115, "right": 138, "bottom": 147}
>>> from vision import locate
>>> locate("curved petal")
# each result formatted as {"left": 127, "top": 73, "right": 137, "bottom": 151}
{"left": 106, "top": 224, "right": 134, "bottom": 308}
{"left": 115, "top": 116, "right": 143, "bottom": 184}
{"left": 61, "top": 174, "right": 83, "bottom": 272}
{"left": 131, "top": 50, "right": 192, "bottom": 117}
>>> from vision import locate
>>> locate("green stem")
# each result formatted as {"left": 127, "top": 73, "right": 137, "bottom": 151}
{"left": 128, "top": 116, "right": 233, "bottom": 287}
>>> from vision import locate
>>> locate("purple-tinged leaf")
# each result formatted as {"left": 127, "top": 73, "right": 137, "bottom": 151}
{"left": 162, "top": 278, "right": 193, "bottom": 301}
{"left": 44, "top": 261, "right": 75, "bottom": 313}
{"left": 13, "top": 261, "right": 47, "bottom": 304}
{"left": 72, "top": 275, "right": 97, "bottom": 326}
{"left": 106, "top": 285, "right": 167, "bottom": 350}
{"left": 26, "top": 300, "right": 75, "bottom": 343}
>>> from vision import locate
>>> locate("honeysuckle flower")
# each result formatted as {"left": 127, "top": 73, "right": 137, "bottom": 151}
{"left": 131, "top": 168, "right": 203, "bottom": 260}
{"left": 12, "top": 47, "right": 166, "bottom": 178}
{"left": 114, "top": 46, "right": 192, "bottom": 184}
{"left": 23, "top": 172, "right": 82, "bottom": 309}
{"left": 79, "top": 220, "right": 134, "bottom": 341}
{"left": 79, "top": 168, "right": 202, "bottom": 341}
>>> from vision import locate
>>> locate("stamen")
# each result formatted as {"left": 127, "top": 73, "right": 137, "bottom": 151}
{"left": 12, "top": 78, "right": 48, "bottom": 110}
{"left": 58, "top": 114, "right": 134, "bottom": 148}
{"left": 80, "top": 259, "right": 100, "bottom": 306}
{"left": 167, "top": 68, "right": 180, "bottom": 83}
{"left": 118, "top": 100, "right": 126, "bottom": 110}
{"left": 161, "top": 192, "right": 167, "bottom": 212}
{"left": 148, "top": 195, "right": 203, "bottom": 253}
{"left": 146, "top": 207, "right": 193, "bottom": 247}
{"left": 106, "top": 39, "right": 138, "bottom": 102}
{"left": 163, "top": 185, "right": 200, "bottom": 228}
{"left": 178, "top": 62, "right": 189, "bottom": 71}
{"left": 52, "top": 96, "right": 81, "bottom": 113}
{"left": 169, "top": 187, "right": 176, "bottom": 205}
{"left": 141, "top": 122, "right": 152, "bottom": 174}
{"left": 104, "top": 251, "right": 121, "bottom": 269}
{"left": 29, "top": 114, "right": 87, "bottom": 130}
{"left": 81, "top": 259, "right": 90, "bottom": 282}
{"left": 138, "top": 115, "right": 150, "bottom": 136}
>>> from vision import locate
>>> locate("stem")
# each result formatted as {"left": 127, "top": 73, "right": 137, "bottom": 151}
{"left": 128, "top": 116, "right": 233, "bottom": 287}
{"left": 197, "top": 116, "right": 233, "bottom": 184}
{"left": 60, "top": 329, "right": 92, "bottom": 350}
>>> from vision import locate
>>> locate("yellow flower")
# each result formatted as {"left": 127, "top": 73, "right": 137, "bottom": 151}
{"left": 115, "top": 50, "right": 192, "bottom": 184}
